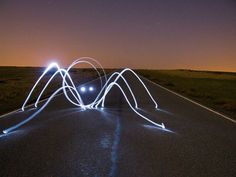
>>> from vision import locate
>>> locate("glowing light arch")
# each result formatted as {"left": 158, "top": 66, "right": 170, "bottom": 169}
{"left": 2, "top": 57, "right": 165, "bottom": 134}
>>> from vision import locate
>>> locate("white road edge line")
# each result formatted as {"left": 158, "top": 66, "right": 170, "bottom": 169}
{"left": 0, "top": 93, "right": 63, "bottom": 119}
{"left": 140, "top": 75, "right": 236, "bottom": 124}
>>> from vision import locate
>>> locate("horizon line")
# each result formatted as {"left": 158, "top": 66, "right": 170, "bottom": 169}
{"left": 0, "top": 65, "right": 235, "bottom": 73}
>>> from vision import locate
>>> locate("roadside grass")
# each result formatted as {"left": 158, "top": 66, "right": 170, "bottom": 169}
{"left": 0, "top": 67, "right": 235, "bottom": 120}
{"left": 136, "top": 69, "right": 236, "bottom": 119}
{"left": 0, "top": 67, "right": 99, "bottom": 115}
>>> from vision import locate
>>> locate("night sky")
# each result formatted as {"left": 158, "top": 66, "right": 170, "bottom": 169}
{"left": 0, "top": 0, "right": 235, "bottom": 71}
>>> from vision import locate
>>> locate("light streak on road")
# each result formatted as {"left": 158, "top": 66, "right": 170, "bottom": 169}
{"left": 3, "top": 57, "right": 165, "bottom": 134}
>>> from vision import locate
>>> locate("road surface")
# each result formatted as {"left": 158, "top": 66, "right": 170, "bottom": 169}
{"left": 0, "top": 74, "right": 235, "bottom": 177}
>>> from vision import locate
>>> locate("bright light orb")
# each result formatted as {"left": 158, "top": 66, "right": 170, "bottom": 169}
{"left": 89, "top": 86, "right": 94, "bottom": 91}
{"left": 80, "top": 86, "right": 86, "bottom": 92}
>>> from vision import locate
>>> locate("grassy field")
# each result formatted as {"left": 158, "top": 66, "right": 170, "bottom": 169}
{"left": 136, "top": 69, "right": 236, "bottom": 119}
{"left": 0, "top": 67, "right": 235, "bottom": 119}
{"left": 0, "top": 67, "right": 99, "bottom": 115}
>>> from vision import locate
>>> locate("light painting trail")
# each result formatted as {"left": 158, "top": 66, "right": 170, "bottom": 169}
{"left": 2, "top": 57, "right": 165, "bottom": 134}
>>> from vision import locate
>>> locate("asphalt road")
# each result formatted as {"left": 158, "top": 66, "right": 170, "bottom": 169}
{"left": 0, "top": 74, "right": 235, "bottom": 177}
